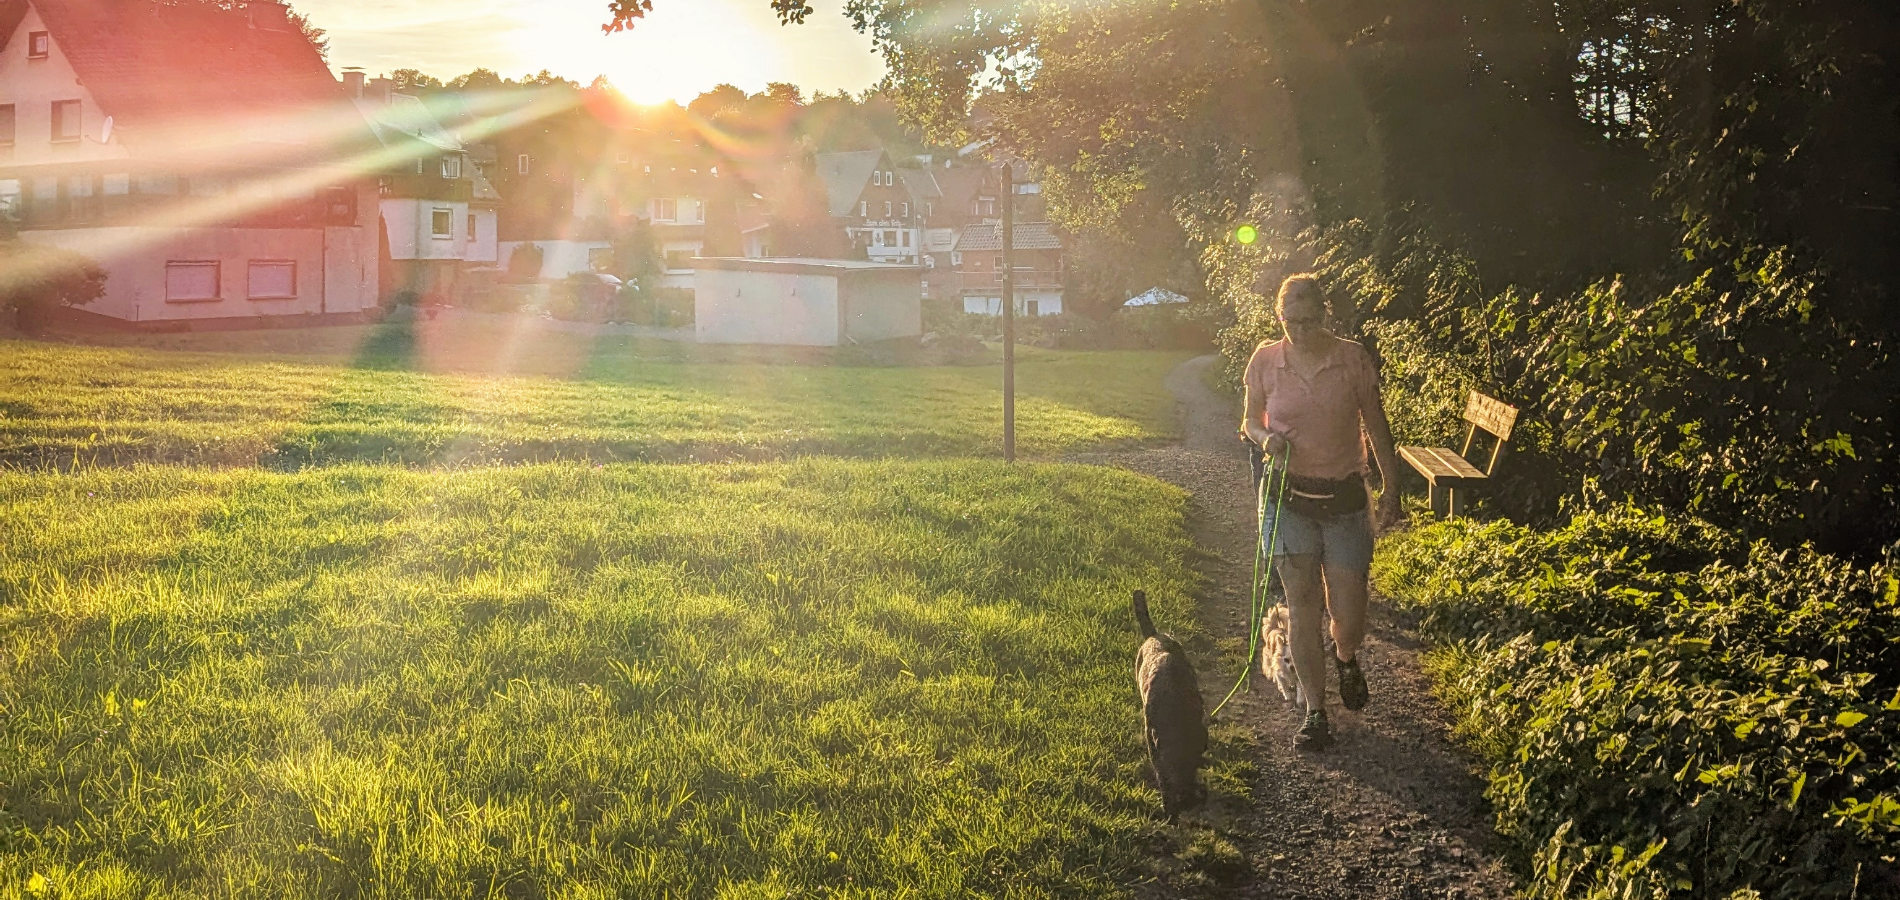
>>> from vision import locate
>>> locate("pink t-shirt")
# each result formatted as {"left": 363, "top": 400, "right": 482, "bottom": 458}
{"left": 1244, "top": 337, "right": 1381, "bottom": 480}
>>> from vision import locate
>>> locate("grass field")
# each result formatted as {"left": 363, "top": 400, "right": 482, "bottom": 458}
{"left": 0, "top": 460, "right": 1231, "bottom": 898}
{"left": 0, "top": 322, "right": 1190, "bottom": 468}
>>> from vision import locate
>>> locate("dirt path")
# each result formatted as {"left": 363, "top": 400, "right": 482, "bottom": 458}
{"left": 1080, "top": 355, "right": 1519, "bottom": 900}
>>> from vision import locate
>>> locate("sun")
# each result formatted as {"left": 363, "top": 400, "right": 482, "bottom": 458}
{"left": 503, "top": 0, "right": 784, "bottom": 105}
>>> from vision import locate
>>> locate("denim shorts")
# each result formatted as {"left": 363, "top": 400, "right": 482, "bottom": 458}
{"left": 1259, "top": 495, "right": 1374, "bottom": 572}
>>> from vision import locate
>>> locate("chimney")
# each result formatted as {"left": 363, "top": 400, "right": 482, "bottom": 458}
{"left": 342, "top": 68, "right": 366, "bottom": 98}
{"left": 248, "top": 0, "right": 291, "bottom": 31}
{"left": 368, "top": 76, "right": 394, "bottom": 104}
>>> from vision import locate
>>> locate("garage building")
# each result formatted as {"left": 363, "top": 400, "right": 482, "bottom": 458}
{"left": 693, "top": 257, "right": 922, "bottom": 346}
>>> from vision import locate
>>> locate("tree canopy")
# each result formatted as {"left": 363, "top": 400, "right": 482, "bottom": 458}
{"left": 600, "top": 0, "right": 1899, "bottom": 556}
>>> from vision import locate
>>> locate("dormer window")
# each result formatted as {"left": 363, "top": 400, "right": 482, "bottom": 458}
{"left": 27, "top": 32, "right": 49, "bottom": 59}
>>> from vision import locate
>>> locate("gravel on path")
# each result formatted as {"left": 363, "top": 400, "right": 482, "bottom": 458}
{"left": 1078, "top": 354, "right": 1519, "bottom": 900}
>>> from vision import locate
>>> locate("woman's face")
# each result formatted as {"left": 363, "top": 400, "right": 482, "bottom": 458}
{"left": 1279, "top": 296, "right": 1327, "bottom": 347}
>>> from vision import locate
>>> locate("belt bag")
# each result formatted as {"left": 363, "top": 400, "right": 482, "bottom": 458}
{"left": 1282, "top": 472, "right": 1368, "bottom": 518}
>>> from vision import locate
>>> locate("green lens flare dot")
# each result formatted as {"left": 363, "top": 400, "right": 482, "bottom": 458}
{"left": 1236, "top": 225, "right": 1259, "bottom": 245}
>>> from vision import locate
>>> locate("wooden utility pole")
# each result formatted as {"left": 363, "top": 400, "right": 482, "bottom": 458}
{"left": 1000, "top": 163, "right": 1016, "bottom": 463}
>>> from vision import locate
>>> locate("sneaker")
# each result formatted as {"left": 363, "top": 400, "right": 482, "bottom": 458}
{"left": 1294, "top": 709, "right": 1334, "bottom": 751}
{"left": 1336, "top": 654, "right": 1369, "bottom": 711}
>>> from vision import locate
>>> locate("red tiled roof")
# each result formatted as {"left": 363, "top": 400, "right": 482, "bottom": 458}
{"left": 955, "top": 221, "right": 1064, "bottom": 251}
{"left": 6, "top": 0, "right": 359, "bottom": 150}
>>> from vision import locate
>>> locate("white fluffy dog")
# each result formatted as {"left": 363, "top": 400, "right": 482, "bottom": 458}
{"left": 1260, "top": 605, "right": 1304, "bottom": 706}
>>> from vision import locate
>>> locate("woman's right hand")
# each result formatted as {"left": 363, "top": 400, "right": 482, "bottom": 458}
{"left": 1263, "top": 432, "right": 1289, "bottom": 458}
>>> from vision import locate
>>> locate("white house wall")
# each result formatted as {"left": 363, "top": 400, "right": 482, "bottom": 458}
{"left": 21, "top": 224, "right": 377, "bottom": 321}
{"left": 962, "top": 291, "right": 1064, "bottom": 316}
{"left": 381, "top": 198, "right": 472, "bottom": 261}
{"left": 469, "top": 208, "right": 498, "bottom": 263}
{"left": 497, "top": 239, "right": 610, "bottom": 280}
{"left": 0, "top": 5, "right": 129, "bottom": 167}
{"left": 694, "top": 268, "right": 841, "bottom": 346}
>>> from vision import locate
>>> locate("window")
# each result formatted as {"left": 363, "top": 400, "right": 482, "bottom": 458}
{"left": 900, "top": 230, "right": 910, "bottom": 248}
{"left": 653, "top": 197, "right": 676, "bottom": 221}
{"left": 441, "top": 156, "right": 462, "bottom": 179}
{"left": 51, "top": 100, "right": 81, "bottom": 143}
{"left": 884, "top": 201, "right": 892, "bottom": 216}
{"left": 67, "top": 175, "right": 97, "bottom": 221}
{"left": 247, "top": 261, "right": 296, "bottom": 299}
{"left": 927, "top": 202, "right": 933, "bottom": 217}
{"left": 467, "top": 213, "right": 477, "bottom": 239}
{"left": 902, "top": 202, "right": 909, "bottom": 217}
{"left": 139, "top": 174, "right": 179, "bottom": 195}
{"left": 858, "top": 200, "right": 867, "bottom": 217}
{"left": 29, "top": 177, "right": 56, "bottom": 222}
{"left": 431, "top": 208, "right": 452, "bottom": 238}
{"left": 0, "top": 179, "right": 21, "bottom": 221}
{"left": 1026, "top": 299, "right": 1040, "bottom": 317}
{"left": 871, "top": 230, "right": 884, "bottom": 247}
{"left": 516, "top": 154, "right": 531, "bottom": 175}
{"left": 0, "top": 105, "right": 13, "bottom": 145}
{"left": 664, "top": 249, "right": 694, "bottom": 270}
{"left": 412, "top": 157, "right": 426, "bottom": 175}
{"left": 27, "top": 32, "right": 49, "bottom": 59}
{"left": 587, "top": 246, "right": 613, "bottom": 271}
{"left": 166, "top": 261, "right": 220, "bottom": 302}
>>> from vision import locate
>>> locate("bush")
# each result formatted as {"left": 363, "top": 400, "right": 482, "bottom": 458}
{"left": 1359, "top": 318, "right": 1480, "bottom": 449}
{"left": 1376, "top": 506, "right": 1900, "bottom": 899}
{"left": 0, "top": 243, "right": 106, "bottom": 328}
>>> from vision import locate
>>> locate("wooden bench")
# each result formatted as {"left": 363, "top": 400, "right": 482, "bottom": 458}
{"left": 1398, "top": 392, "right": 1518, "bottom": 518}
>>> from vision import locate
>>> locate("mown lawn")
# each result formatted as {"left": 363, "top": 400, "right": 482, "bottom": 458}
{"left": 2, "top": 460, "right": 1212, "bottom": 898}
{"left": 0, "top": 323, "right": 1190, "bottom": 468}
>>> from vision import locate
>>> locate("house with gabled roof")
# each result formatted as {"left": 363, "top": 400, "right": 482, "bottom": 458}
{"left": 0, "top": 0, "right": 383, "bottom": 328}
{"left": 953, "top": 220, "right": 1066, "bottom": 316}
{"left": 814, "top": 149, "right": 921, "bottom": 265}
{"left": 350, "top": 72, "right": 501, "bottom": 304}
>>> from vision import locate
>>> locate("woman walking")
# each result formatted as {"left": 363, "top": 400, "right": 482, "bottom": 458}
{"left": 1243, "top": 274, "right": 1402, "bottom": 750}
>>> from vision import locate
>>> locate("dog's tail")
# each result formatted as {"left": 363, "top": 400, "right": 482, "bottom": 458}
{"left": 1133, "top": 589, "right": 1157, "bottom": 638}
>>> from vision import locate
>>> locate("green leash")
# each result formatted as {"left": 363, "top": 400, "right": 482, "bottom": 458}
{"left": 1210, "top": 447, "right": 1289, "bottom": 720}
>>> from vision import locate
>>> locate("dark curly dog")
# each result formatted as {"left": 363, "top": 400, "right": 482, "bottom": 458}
{"left": 1133, "top": 589, "right": 1208, "bottom": 818}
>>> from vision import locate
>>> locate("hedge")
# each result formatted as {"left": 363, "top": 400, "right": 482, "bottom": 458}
{"left": 1374, "top": 506, "right": 1899, "bottom": 899}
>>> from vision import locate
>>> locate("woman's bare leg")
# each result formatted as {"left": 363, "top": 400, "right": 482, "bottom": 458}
{"left": 1324, "top": 563, "right": 1369, "bottom": 662}
{"left": 1278, "top": 552, "right": 1328, "bottom": 713}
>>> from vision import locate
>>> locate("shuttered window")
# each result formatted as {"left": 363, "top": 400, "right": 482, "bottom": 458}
{"left": 51, "top": 100, "right": 81, "bottom": 142}
{"left": 166, "top": 261, "right": 220, "bottom": 302}
{"left": 247, "top": 261, "right": 296, "bottom": 299}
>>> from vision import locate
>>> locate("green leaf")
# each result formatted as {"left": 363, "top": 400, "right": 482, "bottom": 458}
{"left": 1835, "top": 711, "right": 1867, "bottom": 727}
{"left": 1790, "top": 771, "right": 1807, "bottom": 807}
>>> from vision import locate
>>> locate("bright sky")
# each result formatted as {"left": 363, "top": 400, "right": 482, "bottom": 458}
{"left": 300, "top": 0, "right": 887, "bottom": 104}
